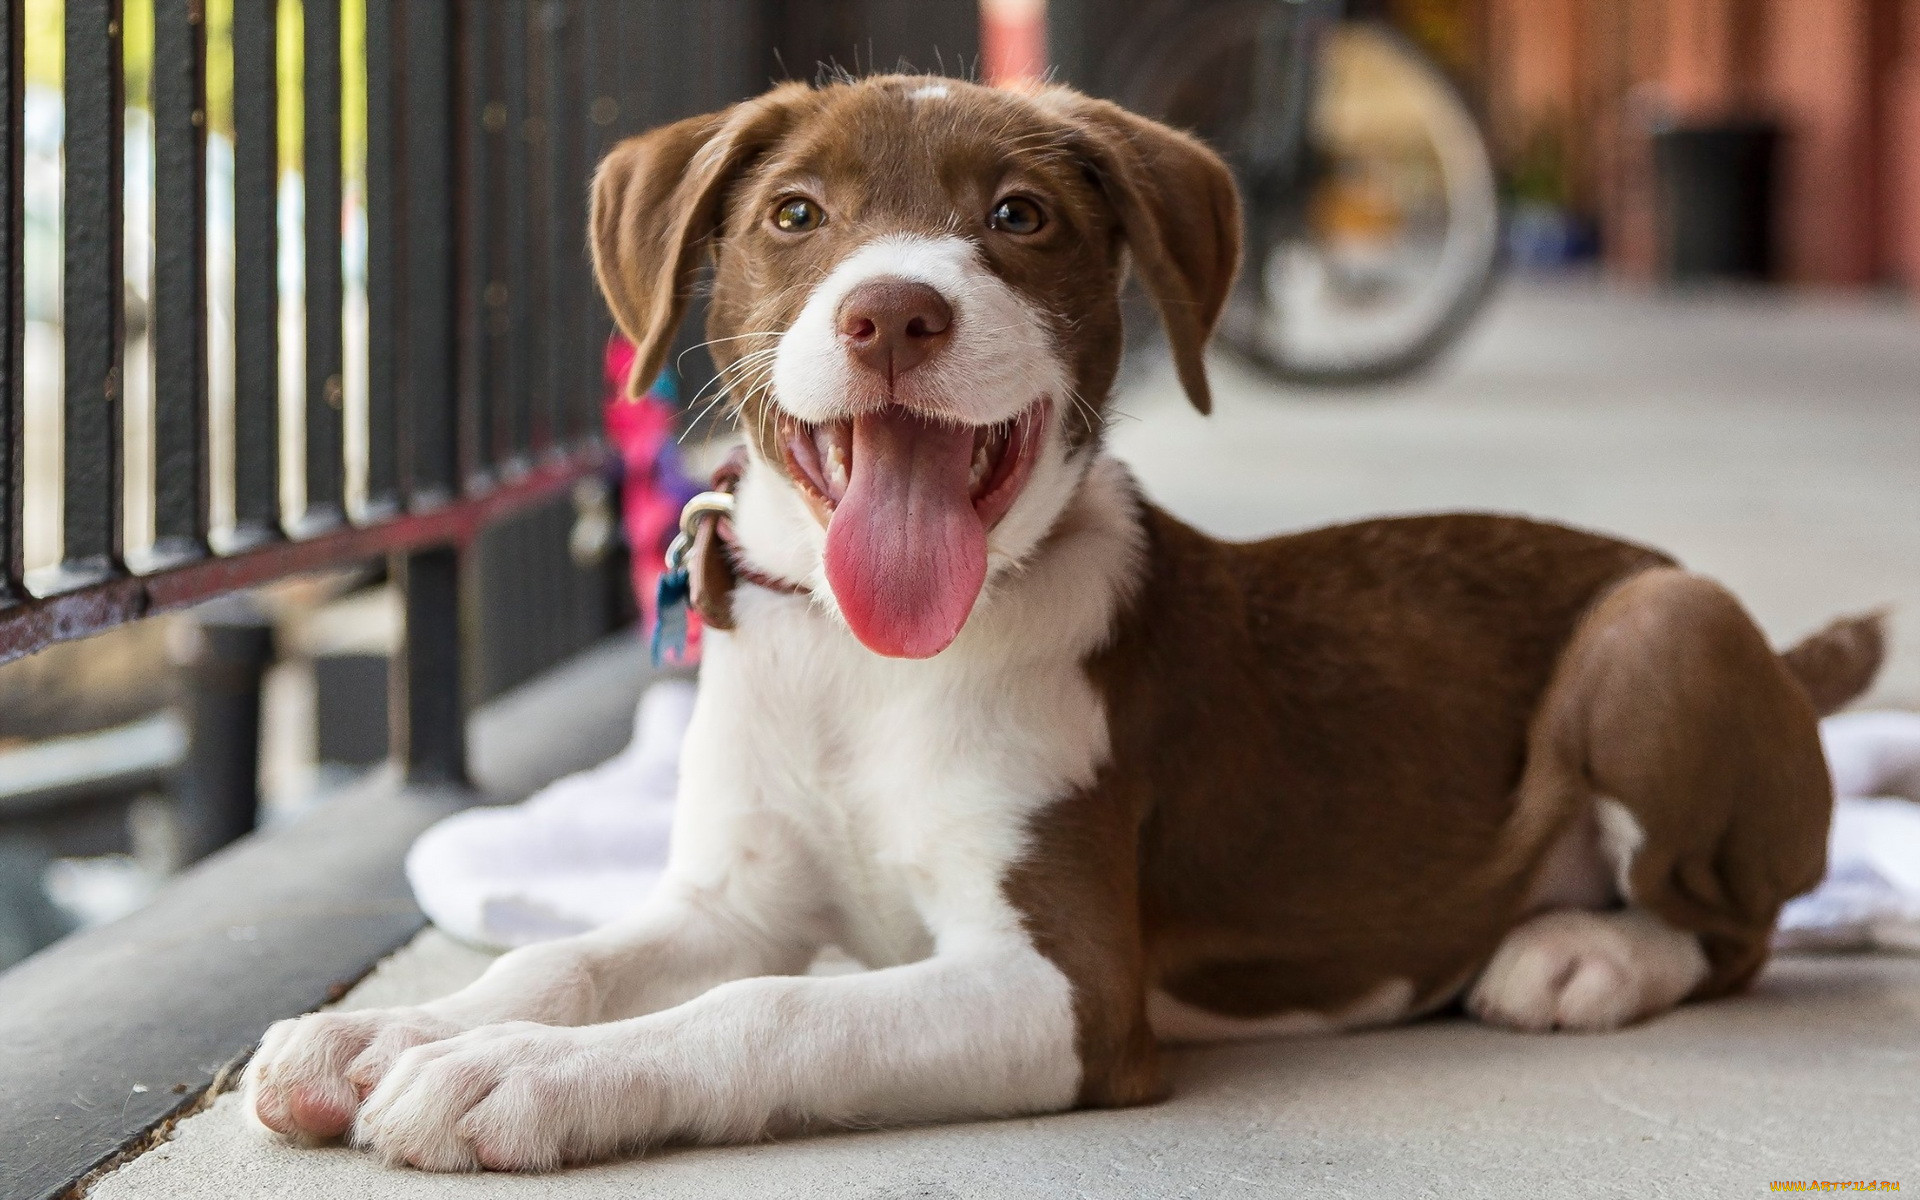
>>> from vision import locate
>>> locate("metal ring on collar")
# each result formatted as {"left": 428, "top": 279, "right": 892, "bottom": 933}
{"left": 679, "top": 491, "right": 737, "bottom": 538}
{"left": 663, "top": 491, "right": 737, "bottom": 572}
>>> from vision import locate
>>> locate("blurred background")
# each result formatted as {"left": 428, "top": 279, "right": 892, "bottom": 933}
{"left": 1059, "top": 0, "right": 1920, "bottom": 287}
{"left": 1, "top": 0, "right": 1916, "bottom": 973}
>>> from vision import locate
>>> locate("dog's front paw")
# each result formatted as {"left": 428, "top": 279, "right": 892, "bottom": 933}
{"left": 246, "top": 1007, "right": 461, "bottom": 1140}
{"left": 353, "top": 1022, "right": 641, "bottom": 1172}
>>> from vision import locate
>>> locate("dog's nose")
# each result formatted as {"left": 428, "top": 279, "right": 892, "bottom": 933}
{"left": 836, "top": 278, "right": 953, "bottom": 380}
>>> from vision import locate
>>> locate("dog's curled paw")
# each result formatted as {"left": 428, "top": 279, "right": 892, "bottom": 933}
{"left": 1466, "top": 909, "right": 1706, "bottom": 1033}
{"left": 246, "top": 1007, "right": 461, "bottom": 1141}
{"left": 352, "top": 1022, "right": 640, "bottom": 1172}
{"left": 1468, "top": 929, "right": 1637, "bottom": 1032}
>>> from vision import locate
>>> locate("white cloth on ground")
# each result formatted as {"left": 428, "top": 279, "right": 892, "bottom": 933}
{"left": 407, "top": 688, "right": 1920, "bottom": 954}
{"left": 405, "top": 679, "right": 694, "bottom": 949}
{"left": 1776, "top": 711, "right": 1920, "bottom": 950}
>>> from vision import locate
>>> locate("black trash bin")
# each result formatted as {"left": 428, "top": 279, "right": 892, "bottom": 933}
{"left": 1651, "top": 120, "right": 1780, "bottom": 281}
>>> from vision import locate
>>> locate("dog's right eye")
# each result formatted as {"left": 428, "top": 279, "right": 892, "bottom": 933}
{"left": 989, "top": 196, "right": 1047, "bottom": 235}
{"left": 773, "top": 197, "right": 824, "bottom": 233}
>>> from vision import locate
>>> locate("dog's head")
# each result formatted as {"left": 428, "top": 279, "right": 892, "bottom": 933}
{"left": 591, "top": 76, "right": 1239, "bottom": 658}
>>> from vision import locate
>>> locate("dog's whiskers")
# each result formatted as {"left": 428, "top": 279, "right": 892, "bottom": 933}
{"left": 678, "top": 350, "right": 781, "bottom": 442}
{"left": 676, "top": 331, "right": 787, "bottom": 373}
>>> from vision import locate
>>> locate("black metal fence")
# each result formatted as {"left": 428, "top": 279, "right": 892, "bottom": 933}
{"left": 0, "top": 2, "right": 638, "bottom": 788}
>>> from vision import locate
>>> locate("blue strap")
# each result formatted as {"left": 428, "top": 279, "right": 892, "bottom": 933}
{"left": 651, "top": 567, "right": 692, "bottom": 666}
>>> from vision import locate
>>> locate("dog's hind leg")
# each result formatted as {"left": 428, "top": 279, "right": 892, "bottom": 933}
{"left": 1467, "top": 907, "right": 1707, "bottom": 1031}
{"left": 1469, "top": 568, "right": 1833, "bottom": 1032}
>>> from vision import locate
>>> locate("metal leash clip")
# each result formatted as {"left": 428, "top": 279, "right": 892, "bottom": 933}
{"left": 662, "top": 491, "right": 738, "bottom": 574}
{"left": 653, "top": 491, "right": 737, "bottom": 666}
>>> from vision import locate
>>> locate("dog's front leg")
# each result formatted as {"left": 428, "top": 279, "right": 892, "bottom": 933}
{"left": 353, "top": 938, "right": 1081, "bottom": 1171}
{"left": 251, "top": 682, "right": 830, "bottom": 1143}
{"left": 247, "top": 880, "right": 822, "bottom": 1141}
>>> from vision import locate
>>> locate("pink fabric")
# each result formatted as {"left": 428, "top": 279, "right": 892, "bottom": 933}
{"left": 604, "top": 337, "right": 705, "bottom": 657}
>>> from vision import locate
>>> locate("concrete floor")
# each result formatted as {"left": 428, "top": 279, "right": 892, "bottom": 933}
{"left": 89, "top": 931, "right": 1920, "bottom": 1198}
{"left": 87, "top": 281, "right": 1920, "bottom": 1196}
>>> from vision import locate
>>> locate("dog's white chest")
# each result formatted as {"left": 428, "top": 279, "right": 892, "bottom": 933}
{"left": 713, "top": 602, "right": 1112, "bottom": 966}
{"left": 798, "top": 783, "right": 939, "bottom": 968}
{"left": 670, "top": 455, "right": 1148, "bottom": 965}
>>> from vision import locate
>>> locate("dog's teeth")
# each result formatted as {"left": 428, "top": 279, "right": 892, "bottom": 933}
{"left": 970, "top": 442, "right": 991, "bottom": 489}
{"left": 826, "top": 442, "right": 849, "bottom": 493}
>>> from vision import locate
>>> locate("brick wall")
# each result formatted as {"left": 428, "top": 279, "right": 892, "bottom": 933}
{"left": 1480, "top": 0, "right": 1920, "bottom": 288}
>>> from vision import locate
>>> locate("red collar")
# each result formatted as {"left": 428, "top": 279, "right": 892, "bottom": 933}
{"left": 717, "top": 521, "right": 809, "bottom": 597}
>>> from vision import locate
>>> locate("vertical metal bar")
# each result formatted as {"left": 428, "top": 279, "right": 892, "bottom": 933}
{"left": 574, "top": 1, "right": 619, "bottom": 452}
{"left": 2, "top": 0, "right": 22, "bottom": 600}
{"left": 149, "top": 0, "right": 211, "bottom": 568}
{"left": 480, "top": 0, "right": 510, "bottom": 477}
{"left": 523, "top": 2, "right": 551, "bottom": 455}
{"left": 300, "top": 0, "right": 345, "bottom": 534}
{"left": 522, "top": 3, "right": 552, "bottom": 458}
{"left": 498, "top": 0, "right": 532, "bottom": 470}
{"left": 393, "top": 545, "right": 466, "bottom": 787}
{"left": 58, "top": 0, "right": 127, "bottom": 590}
{"left": 615, "top": 1, "right": 647, "bottom": 136}
{"left": 454, "top": 0, "right": 492, "bottom": 490}
{"left": 587, "top": 1, "right": 621, "bottom": 149}
{"left": 541, "top": 0, "right": 574, "bottom": 451}
{"left": 229, "top": 0, "right": 280, "bottom": 549}
{"left": 402, "top": 0, "right": 456, "bottom": 506}
{"left": 177, "top": 595, "right": 274, "bottom": 862}
{"left": 569, "top": 0, "right": 593, "bottom": 450}
{"left": 585, "top": 0, "right": 621, "bottom": 430}
{"left": 362, "top": 0, "right": 399, "bottom": 517}
{"left": 522, "top": 2, "right": 552, "bottom": 453}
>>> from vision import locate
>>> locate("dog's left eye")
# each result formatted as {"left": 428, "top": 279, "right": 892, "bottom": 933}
{"left": 773, "top": 197, "right": 824, "bottom": 232}
{"left": 989, "top": 196, "right": 1046, "bottom": 235}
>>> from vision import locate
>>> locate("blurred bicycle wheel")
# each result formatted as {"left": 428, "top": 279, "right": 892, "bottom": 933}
{"left": 1116, "top": 5, "right": 1501, "bottom": 386}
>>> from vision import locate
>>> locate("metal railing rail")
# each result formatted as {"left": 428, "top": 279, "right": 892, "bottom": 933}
{"left": 0, "top": 2, "right": 624, "bottom": 783}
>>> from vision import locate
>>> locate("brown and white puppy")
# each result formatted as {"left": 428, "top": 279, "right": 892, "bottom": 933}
{"left": 245, "top": 75, "right": 1883, "bottom": 1171}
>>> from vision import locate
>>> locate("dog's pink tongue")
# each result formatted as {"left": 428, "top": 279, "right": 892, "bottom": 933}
{"left": 825, "top": 408, "right": 986, "bottom": 658}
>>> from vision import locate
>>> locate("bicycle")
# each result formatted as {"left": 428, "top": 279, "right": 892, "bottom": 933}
{"left": 1105, "top": 0, "right": 1502, "bottom": 385}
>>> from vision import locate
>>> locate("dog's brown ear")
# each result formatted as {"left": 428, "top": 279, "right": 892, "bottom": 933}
{"left": 1051, "top": 94, "right": 1241, "bottom": 415}
{"left": 590, "top": 87, "right": 808, "bottom": 397}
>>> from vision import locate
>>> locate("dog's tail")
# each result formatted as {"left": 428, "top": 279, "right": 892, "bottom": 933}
{"left": 1780, "top": 610, "right": 1889, "bottom": 717}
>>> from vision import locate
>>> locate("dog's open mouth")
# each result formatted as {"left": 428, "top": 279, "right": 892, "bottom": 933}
{"left": 778, "top": 399, "right": 1050, "bottom": 659}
